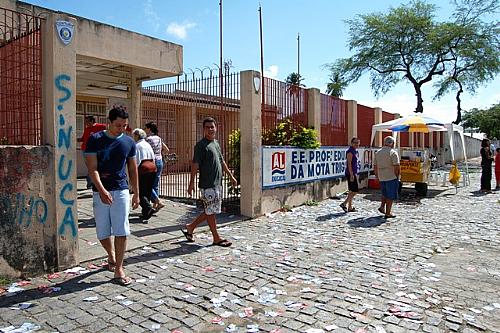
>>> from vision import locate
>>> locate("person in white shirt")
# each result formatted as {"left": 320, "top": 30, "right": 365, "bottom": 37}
{"left": 132, "top": 128, "right": 157, "bottom": 222}
{"left": 374, "top": 136, "right": 400, "bottom": 218}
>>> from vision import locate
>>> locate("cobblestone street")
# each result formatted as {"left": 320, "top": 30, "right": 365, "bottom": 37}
{"left": 1, "top": 165, "right": 499, "bottom": 333}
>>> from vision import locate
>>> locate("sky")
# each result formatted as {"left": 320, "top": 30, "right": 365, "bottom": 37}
{"left": 23, "top": 0, "right": 499, "bottom": 123}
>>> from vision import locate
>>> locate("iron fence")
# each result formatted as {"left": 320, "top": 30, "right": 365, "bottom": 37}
{"left": 0, "top": 7, "right": 43, "bottom": 145}
{"left": 356, "top": 103, "right": 376, "bottom": 147}
{"left": 320, "top": 94, "right": 348, "bottom": 146}
{"left": 261, "top": 77, "right": 308, "bottom": 133}
{"left": 141, "top": 72, "right": 240, "bottom": 213}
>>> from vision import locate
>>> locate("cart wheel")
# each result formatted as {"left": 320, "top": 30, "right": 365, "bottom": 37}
{"left": 415, "top": 182, "right": 428, "bottom": 196}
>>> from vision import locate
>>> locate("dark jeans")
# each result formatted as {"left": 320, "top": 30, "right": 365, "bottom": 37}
{"left": 480, "top": 164, "right": 492, "bottom": 191}
{"left": 139, "top": 172, "right": 156, "bottom": 216}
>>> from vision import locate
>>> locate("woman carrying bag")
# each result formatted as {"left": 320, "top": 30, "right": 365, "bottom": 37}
{"left": 145, "top": 122, "right": 169, "bottom": 210}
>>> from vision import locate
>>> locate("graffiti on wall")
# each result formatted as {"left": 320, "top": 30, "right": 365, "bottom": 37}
{"left": 55, "top": 74, "right": 77, "bottom": 238}
{"left": 0, "top": 193, "right": 48, "bottom": 227}
{"left": 0, "top": 148, "right": 50, "bottom": 193}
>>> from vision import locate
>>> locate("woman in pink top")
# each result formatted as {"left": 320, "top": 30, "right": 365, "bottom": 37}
{"left": 145, "top": 122, "right": 169, "bottom": 210}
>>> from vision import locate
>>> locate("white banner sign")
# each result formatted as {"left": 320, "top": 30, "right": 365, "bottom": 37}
{"left": 262, "top": 146, "right": 374, "bottom": 188}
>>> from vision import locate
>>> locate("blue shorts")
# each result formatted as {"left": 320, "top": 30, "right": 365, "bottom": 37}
{"left": 93, "top": 189, "right": 130, "bottom": 240}
{"left": 380, "top": 179, "right": 399, "bottom": 201}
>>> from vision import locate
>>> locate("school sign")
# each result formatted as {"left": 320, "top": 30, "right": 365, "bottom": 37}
{"left": 262, "top": 146, "right": 374, "bottom": 189}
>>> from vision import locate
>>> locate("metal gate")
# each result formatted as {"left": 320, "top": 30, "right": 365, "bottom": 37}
{"left": 141, "top": 72, "right": 240, "bottom": 213}
{"left": 0, "top": 7, "right": 43, "bottom": 145}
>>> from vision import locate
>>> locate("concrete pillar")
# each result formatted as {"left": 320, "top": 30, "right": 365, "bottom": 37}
{"left": 429, "top": 132, "right": 434, "bottom": 149}
{"left": 374, "top": 107, "right": 383, "bottom": 147}
{"left": 240, "top": 70, "right": 262, "bottom": 218}
{"left": 307, "top": 88, "right": 321, "bottom": 140}
{"left": 409, "top": 133, "right": 414, "bottom": 148}
{"left": 347, "top": 100, "right": 357, "bottom": 142}
{"left": 130, "top": 71, "right": 142, "bottom": 129}
{"left": 42, "top": 13, "right": 79, "bottom": 270}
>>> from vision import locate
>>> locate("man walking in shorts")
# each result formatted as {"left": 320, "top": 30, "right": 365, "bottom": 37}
{"left": 182, "top": 117, "right": 237, "bottom": 247}
{"left": 374, "top": 136, "right": 400, "bottom": 219}
{"left": 85, "top": 107, "right": 139, "bottom": 285}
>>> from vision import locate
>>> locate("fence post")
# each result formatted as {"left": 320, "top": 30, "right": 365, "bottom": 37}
{"left": 347, "top": 100, "right": 358, "bottom": 141}
{"left": 130, "top": 70, "right": 142, "bottom": 129}
{"left": 374, "top": 107, "right": 382, "bottom": 146}
{"left": 42, "top": 13, "right": 79, "bottom": 270}
{"left": 240, "top": 70, "right": 262, "bottom": 218}
{"left": 307, "top": 88, "right": 321, "bottom": 140}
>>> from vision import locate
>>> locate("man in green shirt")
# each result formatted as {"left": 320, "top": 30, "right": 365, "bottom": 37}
{"left": 183, "top": 117, "right": 237, "bottom": 247}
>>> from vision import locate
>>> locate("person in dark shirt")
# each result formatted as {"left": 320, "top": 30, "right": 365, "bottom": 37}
{"left": 85, "top": 107, "right": 139, "bottom": 286}
{"left": 181, "top": 117, "right": 237, "bottom": 247}
{"left": 340, "top": 137, "right": 360, "bottom": 212}
{"left": 480, "top": 138, "right": 493, "bottom": 193}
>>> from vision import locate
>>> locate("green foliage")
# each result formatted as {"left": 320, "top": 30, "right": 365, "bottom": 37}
{"left": 285, "top": 72, "right": 305, "bottom": 87}
{"left": 304, "top": 200, "right": 319, "bottom": 206}
{"left": 227, "top": 119, "right": 321, "bottom": 193}
{"left": 290, "top": 127, "right": 321, "bottom": 149}
{"left": 262, "top": 119, "right": 320, "bottom": 149}
{"left": 326, "top": 0, "right": 499, "bottom": 119}
{"left": 462, "top": 103, "right": 500, "bottom": 139}
{"left": 325, "top": 71, "right": 347, "bottom": 97}
{"left": 228, "top": 129, "right": 241, "bottom": 195}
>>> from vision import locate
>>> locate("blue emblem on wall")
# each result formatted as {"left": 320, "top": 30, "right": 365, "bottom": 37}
{"left": 56, "top": 20, "right": 74, "bottom": 45}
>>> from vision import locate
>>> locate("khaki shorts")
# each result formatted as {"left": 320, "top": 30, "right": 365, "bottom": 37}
{"left": 200, "top": 185, "right": 222, "bottom": 215}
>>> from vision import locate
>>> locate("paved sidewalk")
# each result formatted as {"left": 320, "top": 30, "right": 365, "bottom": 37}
{"left": 77, "top": 183, "right": 245, "bottom": 263}
{"left": 1, "top": 159, "right": 499, "bottom": 333}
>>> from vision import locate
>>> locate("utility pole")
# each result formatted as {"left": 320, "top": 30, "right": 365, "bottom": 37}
{"left": 219, "top": 0, "right": 223, "bottom": 115}
{"left": 297, "top": 32, "right": 300, "bottom": 79}
{"left": 259, "top": 4, "right": 264, "bottom": 106}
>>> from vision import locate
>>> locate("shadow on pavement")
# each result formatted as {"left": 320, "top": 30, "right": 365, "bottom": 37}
{"left": 0, "top": 243, "right": 201, "bottom": 309}
{"left": 347, "top": 216, "right": 387, "bottom": 228}
{"left": 315, "top": 212, "right": 347, "bottom": 222}
{"left": 361, "top": 187, "right": 449, "bottom": 206}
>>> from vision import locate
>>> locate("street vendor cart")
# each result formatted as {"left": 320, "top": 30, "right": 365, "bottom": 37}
{"left": 370, "top": 114, "right": 469, "bottom": 196}
{"left": 399, "top": 148, "right": 431, "bottom": 196}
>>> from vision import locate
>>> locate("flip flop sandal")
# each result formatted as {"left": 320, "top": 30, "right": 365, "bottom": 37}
{"left": 107, "top": 262, "right": 116, "bottom": 272}
{"left": 212, "top": 239, "right": 232, "bottom": 247}
{"left": 378, "top": 207, "right": 385, "bottom": 215}
{"left": 180, "top": 228, "right": 194, "bottom": 242}
{"left": 384, "top": 214, "right": 396, "bottom": 219}
{"left": 348, "top": 207, "right": 356, "bottom": 212}
{"left": 339, "top": 203, "right": 348, "bottom": 212}
{"left": 112, "top": 276, "right": 132, "bottom": 286}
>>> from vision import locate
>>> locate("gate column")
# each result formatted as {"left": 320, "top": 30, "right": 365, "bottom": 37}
{"left": 240, "top": 71, "right": 262, "bottom": 218}
{"left": 42, "top": 13, "right": 79, "bottom": 269}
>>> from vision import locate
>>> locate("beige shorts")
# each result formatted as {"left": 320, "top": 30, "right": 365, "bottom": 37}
{"left": 200, "top": 185, "right": 222, "bottom": 215}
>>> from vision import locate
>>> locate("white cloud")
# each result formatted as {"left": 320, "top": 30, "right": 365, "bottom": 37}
{"left": 264, "top": 65, "right": 279, "bottom": 79}
{"left": 144, "top": 0, "right": 160, "bottom": 31}
{"left": 166, "top": 22, "right": 197, "bottom": 40}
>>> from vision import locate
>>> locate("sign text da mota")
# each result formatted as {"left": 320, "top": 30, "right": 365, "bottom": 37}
{"left": 289, "top": 150, "right": 346, "bottom": 180}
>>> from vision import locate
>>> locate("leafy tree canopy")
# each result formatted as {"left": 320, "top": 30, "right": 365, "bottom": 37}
{"left": 462, "top": 103, "right": 500, "bottom": 139}
{"left": 326, "top": 0, "right": 499, "bottom": 123}
{"left": 285, "top": 72, "right": 305, "bottom": 87}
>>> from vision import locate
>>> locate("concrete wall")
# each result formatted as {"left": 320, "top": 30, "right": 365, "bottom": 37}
{"left": 0, "top": 146, "right": 56, "bottom": 277}
{"left": 443, "top": 132, "right": 482, "bottom": 162}
{"left": 261, "top": 178, "right": 344, "bottom": 213}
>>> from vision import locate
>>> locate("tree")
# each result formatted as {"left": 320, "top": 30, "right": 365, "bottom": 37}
{"left": 326, "top": 0, "right": 499, "bottom": 120}
{"left": 433, "top": 0, "right": 500, "bottom": 124}
{"left": 285, "top": 72, "right": 304, "bottom": 87}
{"left": 462, "top": 103, "right": 500, "bottom": 139}
{"left": 325, "top": 63, "right": 349, "bottom": 97}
